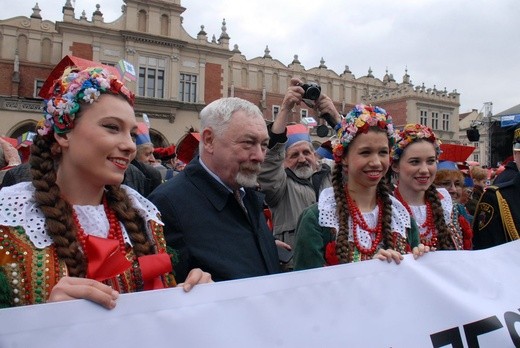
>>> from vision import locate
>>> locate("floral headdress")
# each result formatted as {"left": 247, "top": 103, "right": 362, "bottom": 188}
{"left": 332, "top": 104, "right": 395, "bottom": 163}
{"left": 391, "top": 123, "right": 442, "bottom": 162}
{"left": 37, "top": 67, "right": 135, "bottom": 136}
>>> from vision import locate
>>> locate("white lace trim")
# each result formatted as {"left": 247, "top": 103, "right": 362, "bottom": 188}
{"left": 318, "top": 187, "right": 410, "bottom": 249}
{"left": 409, "top": 187, "right": 452, "bottom": 238}
{"left": 0, "top": 182, "right": 163, "bottom": 249}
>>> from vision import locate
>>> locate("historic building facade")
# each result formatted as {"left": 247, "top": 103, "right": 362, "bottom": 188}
{"left": 0, "top": 0, "right": 461, "bottom": 149}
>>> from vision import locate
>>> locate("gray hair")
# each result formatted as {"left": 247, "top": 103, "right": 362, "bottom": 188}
{"left": 200, "top": 97, "right": 263, "bottom": 138}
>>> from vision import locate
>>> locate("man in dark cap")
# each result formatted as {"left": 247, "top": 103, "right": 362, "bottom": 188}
{"left": 493, "top": 125, "right": 520, "bottom": 184}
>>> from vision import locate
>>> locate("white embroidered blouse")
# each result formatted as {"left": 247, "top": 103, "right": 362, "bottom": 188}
{"left": 317, "top": 187, "right": 411, "bottom": 249}
{"left": 0, "top": 182, "right": 163, "bottom": 249}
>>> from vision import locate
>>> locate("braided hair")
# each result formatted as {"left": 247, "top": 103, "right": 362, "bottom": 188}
{"left": 425, "top": 185, "right": 456, "bottom": 250}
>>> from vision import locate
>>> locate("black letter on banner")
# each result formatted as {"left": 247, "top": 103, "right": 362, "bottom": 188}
{"left": 463, "top": 316, "right": 503, "bottom": 348}
{"left": 430, "top": 327, "right": 463, "bottom": 348}
{"left": 504, "top": 311, "right": 520, "bottom": 347}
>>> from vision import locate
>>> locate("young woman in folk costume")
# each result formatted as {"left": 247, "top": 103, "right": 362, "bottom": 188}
{"left": 391, "top": 124, "right": 466, "bottom": 250}
{"left": 0, "top": 66, "right": 211, "bottom": 309}
{"left": 293, "top": 105, "right": 427, "bottom": 270}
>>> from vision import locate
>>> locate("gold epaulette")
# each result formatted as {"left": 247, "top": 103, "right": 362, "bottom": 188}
{"left": 496, "top": 190, "right": 519, "bottom": 241}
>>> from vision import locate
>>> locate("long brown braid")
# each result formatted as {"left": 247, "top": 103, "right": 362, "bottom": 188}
{"left": 30, "top": 135, "right": 88, "bottom": 277}
{"left": 332, "top": 161, "right": 351, "bottom": 263}
{"left": 333, "top": 152, "right": 395, "bottom": 263}
{"left": 425, "top": 185, "right": 455, "bottom": 250}
{"left": 377, "top": 176, "right": 394, "bottom": 250}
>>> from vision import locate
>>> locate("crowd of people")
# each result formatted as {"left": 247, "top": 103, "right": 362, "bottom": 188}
{"left": 0, "top": 61, "right": 518, "bottom": 310}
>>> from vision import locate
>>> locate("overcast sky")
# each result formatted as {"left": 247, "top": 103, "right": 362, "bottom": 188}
{"left": 3, "top": 0, "right": 519, "bottom": 115}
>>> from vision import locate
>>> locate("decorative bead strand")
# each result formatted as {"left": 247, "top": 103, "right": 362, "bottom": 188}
{"left": 345, "top": 188, "right": 383, "bottom": 255}
{"left": 394, "top": 188, "right": 437, "bottom": 248}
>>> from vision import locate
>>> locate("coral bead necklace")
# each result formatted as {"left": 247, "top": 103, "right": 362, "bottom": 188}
{"left": 73, "top": 195, "right": 127, "bottom": 259}
{"left": 345, "top": 187, "right": 383, "bottom": 255}
{"left": 394, "top": 187, "right": 437, "bottom": 247}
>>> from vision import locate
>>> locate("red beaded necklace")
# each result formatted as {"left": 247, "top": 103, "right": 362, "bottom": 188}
{"left": 73, "top": 195, "right": 127, "bottom": 260}
{"left": 394, "top": 187, "right": 437, "bottom": 247}
{"left": 345, "top": 187, "right": 383, "bottom": 255}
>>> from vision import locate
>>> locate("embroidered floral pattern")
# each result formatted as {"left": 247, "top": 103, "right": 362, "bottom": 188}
{"left": 38, "top": 67, "right": 135, "bottom": 136}
{"left": 332, "top": 104, "right": 395, "bottom": 163}
{"left": 391, "top": 123, "right": 442, "bottom": 162}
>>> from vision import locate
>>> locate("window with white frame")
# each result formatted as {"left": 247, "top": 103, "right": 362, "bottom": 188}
{"left": 179, "top": 73, "right": 198, "bottom": 103}
{"left": 300, "top": 109, "right": 308, "bottom": 118}
{"left": 420, "top": 110, "right": 428, "bottom": 126}
{"left": 473, "top": 152, "right": 479, "bottom": 162}
{"left": 138, "top": 56, "right": 165, "bottom": 98}
{"left": 34, "top": 79, "right": 44, "bottom": 98}
{"left": 442, "top": 113, "right": 450, "bottom": 131}
{"left": 431, "top": 112, "right": 439, "bottom": 130}
{"left": 272, "top": 105, "right": 280, "bottom": 121}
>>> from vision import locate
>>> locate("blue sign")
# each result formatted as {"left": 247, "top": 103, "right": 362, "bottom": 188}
{"left": 500, "top": 114, "right": 520, "bottom": 127}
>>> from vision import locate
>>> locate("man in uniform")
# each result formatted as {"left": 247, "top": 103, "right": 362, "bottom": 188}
{"left": 472, "top": 126, "right": 520, "bottom": 249}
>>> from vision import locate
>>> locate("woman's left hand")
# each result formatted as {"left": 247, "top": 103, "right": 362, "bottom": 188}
{"left": 374, "top": 248, "right": 404, "bottom": 264}
{"left": 177, "top": 268, "right": 213, "bottom": 292}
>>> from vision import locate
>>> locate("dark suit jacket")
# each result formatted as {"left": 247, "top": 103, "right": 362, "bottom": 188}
{"left": 131, "top": 160, "right": 162, "bottom": 197}
{"left": 148, "top": 157, "right": 280, "bottom": 282}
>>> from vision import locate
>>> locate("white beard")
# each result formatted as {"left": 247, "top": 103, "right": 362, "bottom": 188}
{"left": 236, "top": 171, "right": 259, "bottom": 188}
{"left": 293, "top": 166, "right": 313, "bottom": 179}
{"left": 236, "top": 163, "right": 262, "bottom": 188}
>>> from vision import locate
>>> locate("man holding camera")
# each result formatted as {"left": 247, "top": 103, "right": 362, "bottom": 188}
{"left": 257, "top": 78, "right": 341, "bottom": 270}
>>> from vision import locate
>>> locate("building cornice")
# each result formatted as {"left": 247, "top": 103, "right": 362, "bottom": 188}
{"left": 121, "top": 30, "right": 186, "bottom": 48}
{"left": 55, "top": 21, "right": 121, "bottom": 40}
{"left": 0, "top": 96, "right": 42, "bottom": 114}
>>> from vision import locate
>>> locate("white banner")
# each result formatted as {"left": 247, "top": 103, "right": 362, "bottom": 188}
{"left": 1, "top": 241, "right": 520, "bottom": 347}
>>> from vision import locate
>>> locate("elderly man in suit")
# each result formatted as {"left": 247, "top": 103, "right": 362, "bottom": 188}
{"left": 148, "top": 97, "right": 280, "bottom": 282}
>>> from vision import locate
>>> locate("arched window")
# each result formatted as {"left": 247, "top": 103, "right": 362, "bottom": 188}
{"left": 41, "top": 38, "right": 52, "bottom": 64}
{"left": 9, "top": 121, "right": 37, "bottom": 140}
{"left": 160, "top": 14, "right": 169, "bottom": 36}
{"left": 17, "top": 35, "right": 28, "bottom": 61}
{"left": 149, "top": 128, "right": 169, "bottom": 148}
{"left": 257, "top": 70, "right": 264, "bottom": 89}
{"left": 272, "top": 73, "right": 279, "bottom": 93}
{"left": 241, "top": 68, "right": 248, "bottom": 88}
{"left": 138, "top": 10, "right": 147, "bottom": 33}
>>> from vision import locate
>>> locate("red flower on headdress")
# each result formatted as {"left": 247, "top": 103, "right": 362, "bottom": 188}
{"left": 52, "top": 113, "right": 74, "bottom": 132}
{"left": 332, "top": 143, "right": 344, "bottom": 163}
{"left": 359, "top": 122, "right": 370, "bottom": 134}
